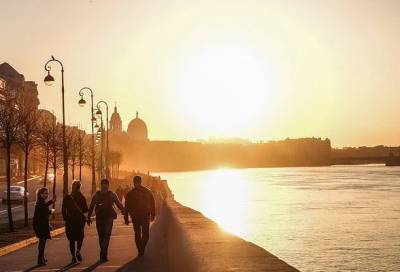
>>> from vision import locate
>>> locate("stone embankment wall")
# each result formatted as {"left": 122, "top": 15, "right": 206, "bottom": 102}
{"left": 162, "top": 199, "right": 299, "bottom": 272}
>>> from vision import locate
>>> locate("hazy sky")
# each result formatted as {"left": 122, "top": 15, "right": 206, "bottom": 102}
{"left": 1, "top": 0, "right": 400, "bottom": 147}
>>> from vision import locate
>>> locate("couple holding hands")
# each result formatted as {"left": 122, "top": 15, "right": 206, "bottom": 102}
{"left": 33, "top": 176, "right": 155, "bottom": 266}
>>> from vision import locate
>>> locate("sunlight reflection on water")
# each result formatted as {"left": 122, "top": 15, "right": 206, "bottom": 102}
{"left": 157, "top": 165, "right": 400, "bottom": 272}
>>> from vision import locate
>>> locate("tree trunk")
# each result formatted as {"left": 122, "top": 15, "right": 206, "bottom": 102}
{"left": 17, "top": 153, "right": 23, "bottom": 177}
{"left": 6, "top": 146, "right": 14, "bottom": 232}
{"left": 79, "top": 159, "right": 82, "bottom": 181}
{"left": 23, "top": 146, "right": 29, "bottom": 226}
{"left": 72, "top": 161, "right": 75, "bottom": 180}
{"left": 52, "top": 164, "right": 57, "bottom": 210}
{"left": 44, "top": 148, "right": 49, "bottom": 187}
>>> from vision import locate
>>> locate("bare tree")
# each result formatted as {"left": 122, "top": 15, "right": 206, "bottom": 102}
{"left": 76, "top": 130, "right": 88, "bottom": 181}
{"left": 37, "top": 110, "right": 56, "bottom": 188}
{"left": 48, "top": 122, "right": 62, "bottom": 209}
{"left": 66, "top": 126, "right": 82, "bottom": 181}
{"left": 0, "top": 86, "right": 22, "bottom": 231}
{"left": 109, "top": 150, "right": 122, "bottom": 179}
{"left": 17, "top": 93, "right": 40, "bottom": 226}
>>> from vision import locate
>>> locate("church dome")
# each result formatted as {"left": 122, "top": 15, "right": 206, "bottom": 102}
{"left": 127, "top": 112, "right": 148, "bottom": 142}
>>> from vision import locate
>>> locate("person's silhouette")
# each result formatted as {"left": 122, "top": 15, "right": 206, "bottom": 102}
{"left": 124, "top": 176, "right": 156, "bottom": 256}
{"left": 62, "top": 180, "right": 88, "bottom": 263}
{"left": 87, "top": 179, "right": 125, "bottom": 262}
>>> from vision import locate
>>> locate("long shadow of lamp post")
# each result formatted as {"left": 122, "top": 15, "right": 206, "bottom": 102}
{"left": 78, "top": 87, "right": 97, "bottom": 195}
{"left": 96, "top": 101, "right": 110, "bottom": 179}
{"left": 44, "top": 56, "right": 69, "bottom": 197}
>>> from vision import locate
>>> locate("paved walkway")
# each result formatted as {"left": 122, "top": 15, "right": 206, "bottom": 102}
{"left": 0, "top": 216, "right": 168, "bottom": 272}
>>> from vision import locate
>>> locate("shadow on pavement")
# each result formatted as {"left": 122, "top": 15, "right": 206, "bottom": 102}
{"left": 80, "top": 260, "right": 103, "bottom": 272}
{"left": 56, "top": 261, "right": 80, "bottom": 271}
{"left": 116, "top": 214, "right": 168, "bottom": 272}
{"left": 24, "top": 264, "right": 42, "bottom": 272}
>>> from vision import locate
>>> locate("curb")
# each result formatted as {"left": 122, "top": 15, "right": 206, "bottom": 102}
{"left": 0, "top": 227, "right": 65, "bottom": 257}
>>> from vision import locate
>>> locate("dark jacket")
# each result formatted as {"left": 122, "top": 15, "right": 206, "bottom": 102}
{"left": 87, "top": 190, "right": 125, "bottom": 220}
{"left": 33, "top": 198, "right": 54, "bottom": 239}
{"left": 62, "top": 191, "right": 88, "bottom": 241}
{"left": 124, "top": 186, "right": 156, "bottom": 219}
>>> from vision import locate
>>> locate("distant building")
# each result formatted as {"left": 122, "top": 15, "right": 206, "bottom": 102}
{"left": 110, "top": 105, "right": 123, "bottom": 136}
{"left": 127, "top": 111, "right": 149, "bottom": 142}
{"left": 0, "top": 63, "right": 40, "bottom": 107}
{"left": 0, "top": 62, "right": 40, "bottom": 177}
{"left": 23, "top": 81, "right": 40, "bottom": 108}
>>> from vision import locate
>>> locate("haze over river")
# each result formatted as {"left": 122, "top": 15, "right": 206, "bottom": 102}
{"left": 157, "top": 164, "right": 400, "bottom": 272}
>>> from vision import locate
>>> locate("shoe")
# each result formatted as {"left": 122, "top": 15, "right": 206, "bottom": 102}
{"left": 76, "top": 251, "right": 83, "bottom": 262}
{"left": 37, "top": 261, "right": 46, "bottom": 266}
{"left": 71, "top": 257, "right": 77, "bottom": 264}
{"left": 43, "top": 258, "right": 48, "bottom": 263}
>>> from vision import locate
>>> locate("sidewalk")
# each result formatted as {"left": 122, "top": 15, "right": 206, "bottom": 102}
{"left": 0, "top": 216, "right": 168, "bottom": 272}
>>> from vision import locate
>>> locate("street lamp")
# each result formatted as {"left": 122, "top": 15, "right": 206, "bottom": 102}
{"left": 95, "top": 108, "right": 102, "bottom": 118}
{"left": 98, "top": 117, "right": 104, "bottom": 178}
{"left": 96, "top": 101, "right": 110, "bottom": 179}
{"left": 44, "top": 72, "right": 55, "bottom": 86}
{"left": 44, "top": 56, "right": 69, "bottom": 197}
{"left": 78, "top": 87, "right": 96, "bottom": 194}
{"left": 78, "top": 97, "right": 86, "bottom": 107}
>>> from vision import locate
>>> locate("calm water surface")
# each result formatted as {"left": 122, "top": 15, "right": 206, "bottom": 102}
{"left": 157, "top": 165, "right": 400, "bottom": 272}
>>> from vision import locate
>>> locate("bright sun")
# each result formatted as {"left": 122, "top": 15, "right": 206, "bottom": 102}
{"left": 174, "top": 41, "right": 279, "bottom": 138}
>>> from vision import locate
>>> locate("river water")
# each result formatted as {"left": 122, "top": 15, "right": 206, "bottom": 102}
{"left": 157, "top": 164, "right": 400, "bottom": 272}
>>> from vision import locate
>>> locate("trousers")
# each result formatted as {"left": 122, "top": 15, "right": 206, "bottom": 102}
{"left": 132, "top": 214, "right": 150, "bottom": 254}
{"left": 96, "top": 217, "right": 114, "bottom": 259}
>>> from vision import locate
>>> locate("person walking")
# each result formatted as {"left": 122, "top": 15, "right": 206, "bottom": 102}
{"left": 33, "top": 187, "right": 56, "bottom": 266}
{"left": 87, "top": 178, "right": 125, "bottom": 262}
{"left": 62, "top": 180, "right": 88, "bottom": 263}
{"left": 124, "top": 176, "right": 156, "bottom": 256}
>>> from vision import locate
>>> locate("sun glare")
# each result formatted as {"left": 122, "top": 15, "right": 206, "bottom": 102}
{"left": 201, "top": 169, "right": 248, "bottom": 236}
{"left": 174, "top": 41, "right": 280, "bottom": 138}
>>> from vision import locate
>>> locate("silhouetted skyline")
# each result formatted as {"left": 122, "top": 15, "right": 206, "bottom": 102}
{"left": 2, "top": 1, "right": 400, "bottom": 147}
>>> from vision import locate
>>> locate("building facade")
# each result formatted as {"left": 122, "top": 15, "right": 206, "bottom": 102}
{"left": 0, "top": 63, "right": 40, "bottom": 177}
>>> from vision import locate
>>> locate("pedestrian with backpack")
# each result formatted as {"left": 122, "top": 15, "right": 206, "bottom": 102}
{"left": 87, "top": 178, "right": 125, "bottom": 262}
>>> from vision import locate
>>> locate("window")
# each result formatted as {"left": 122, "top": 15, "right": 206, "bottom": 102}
{"left": 0, "top": 78, "right": 5, "bottom": 90}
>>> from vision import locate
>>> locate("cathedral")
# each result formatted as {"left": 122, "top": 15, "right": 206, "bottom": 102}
{"left": 109, "top": 106, "right": 149, "bottom": 142}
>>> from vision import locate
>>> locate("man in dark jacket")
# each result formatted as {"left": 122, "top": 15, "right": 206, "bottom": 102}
{"left": 87, "top": 179, "right": 125, "bottom": 262}
{"left": 124, "top": 176, "right": 156, "bottom": 256}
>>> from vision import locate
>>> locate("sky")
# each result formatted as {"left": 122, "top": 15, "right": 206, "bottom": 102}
{"left": 1, "top": 0, "right": 400, "bottom": 147}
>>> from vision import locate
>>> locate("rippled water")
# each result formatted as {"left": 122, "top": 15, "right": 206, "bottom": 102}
{"left": 157, "top": 165, "right": 400, "bottom": 272}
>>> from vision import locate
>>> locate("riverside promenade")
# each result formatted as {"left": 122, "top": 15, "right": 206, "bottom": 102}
{"left": 0, "top": 215, "right": 168, "bottom": 272}
{"left": 0, "top": 176, "right": 298, "bottom": 272}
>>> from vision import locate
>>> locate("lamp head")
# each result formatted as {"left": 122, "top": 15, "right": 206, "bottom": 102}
{"left": 96, "top": 108, "right": 102, "bottom": 118}
{"left": 44, "top": 72, "right": 54, "bottom": 86}
{"left": 78, "top": 97, "right": 86, "bottom": 107}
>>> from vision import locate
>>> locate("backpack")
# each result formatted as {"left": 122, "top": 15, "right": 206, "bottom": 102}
{"left": 95, "top": 191, "right": 117, "bottom": 219}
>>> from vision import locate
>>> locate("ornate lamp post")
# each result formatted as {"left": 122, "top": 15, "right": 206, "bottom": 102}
{"left": 78, "top": 87, "right": 97, "bottom": 194}
{"left": 44, "top": 56, "right": 68, "bottom": 196}
{"left": 96, "top": 101, "right": 110, "bottom": 179}
{"left": 97, "top": 118, "right": 104, "bottom": 178}
{"left": 94, "top": 120, "right": 102, "bottom": 179}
